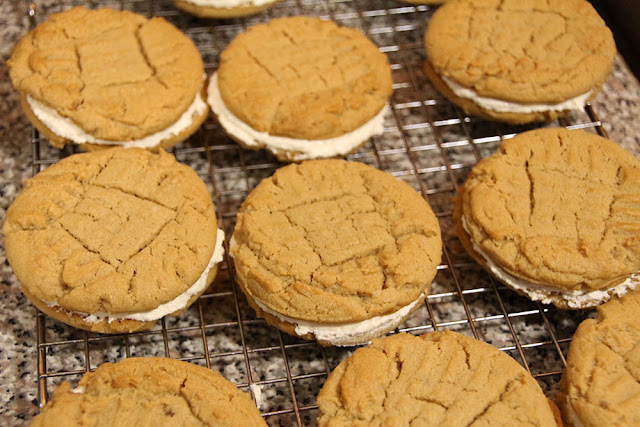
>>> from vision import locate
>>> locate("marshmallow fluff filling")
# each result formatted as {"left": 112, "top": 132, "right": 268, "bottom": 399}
{"left": 181, "top": 0, "right": 274, "bottom": 7}
{"left": 461, "top": 218, "right": 639, "bottom": 307}
{"left": 45, "top": 229, "right": 226, "bottom": 323}
{"left": 207, "top": 72, "right": 388, "bottom": 160}
{"left": 442, "top": 76, "right": 593, "bottom": 114}
{"left": 563, "top": 395, "right": 586, "bottom": 427}
{"left": 253, "top": 293, "right": 425, "bottom": 346}
{"left": 27, "top": 83, "right": 208, "bottom": 148}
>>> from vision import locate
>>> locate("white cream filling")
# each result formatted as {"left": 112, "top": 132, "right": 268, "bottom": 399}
{"left": 462, "top": 218, "right": 639, "bottom": 308}
{"left": 70, "top": 386, "right": 86, "bottom": 394}
{"left": 181, "top": 0, "right": 274, "bottom": 7}
{"left": 46, "top": 229, "right": 225, "bottom": 323}
{"left": 207, "top": 72, "right": 388, "bottom": 160}
{"left": 442, "top": 76, "right": 592, "bottom": 114}
{"left": 564, "top": 395, "right": 585, "bottom": 427}
{"left": 27, "top": 83, "right": 208, "bottom": 148}
{"left": 253, "top": 293, "right": 425, "bottom": 346}
{"left": 249, "top": 384, "right": 262, "bottom": 407}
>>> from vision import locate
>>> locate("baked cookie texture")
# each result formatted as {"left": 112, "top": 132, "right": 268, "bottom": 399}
{"left": 456, "top": 128, "right": 640, "bottom": 309}
{"left": 216, "top": 16, "right": 392, "bottom": 140}
{"left": 30, "top": 357, "right": 266, "bottom": 426}
{"left": 231, "top": 159, "right": 441, "bottom": 345}
{"left": 174, "top": 0, "right": 281, "bottom": 18}
{"left": 317, "top": 331, "right": 559, "bottom": 426}
{"left": 4, "top": 148, "right": 219, "bottom": 333}
{"left": 558, "top": 291, "right": 640, "bottom": 427}
{"left": 7, "top": 7, "right": 207, "bottom": 148}
{"left": 424, "top": 0, "right": 616, "bottom": 124}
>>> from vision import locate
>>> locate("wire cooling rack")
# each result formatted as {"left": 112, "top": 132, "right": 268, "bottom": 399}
{"left": 24, "top": 0, "right": 619, "bottom": 425}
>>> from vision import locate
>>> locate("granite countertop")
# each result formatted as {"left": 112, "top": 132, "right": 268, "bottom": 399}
{"left": 2, "top": 0, "right": 640, "bottom": 425}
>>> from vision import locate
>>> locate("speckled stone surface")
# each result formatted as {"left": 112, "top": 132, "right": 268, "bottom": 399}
{"left": 1, "top": 0, "right": 640, "bottom": 425}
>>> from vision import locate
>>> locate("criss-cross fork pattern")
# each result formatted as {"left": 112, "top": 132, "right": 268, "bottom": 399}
{"left": 27, "top": 0, "right": 617, "bottom": 425}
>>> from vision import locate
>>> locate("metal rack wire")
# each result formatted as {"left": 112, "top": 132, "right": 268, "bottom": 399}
{"left": 24, "top": 0, "right": 620, "bottom": 425}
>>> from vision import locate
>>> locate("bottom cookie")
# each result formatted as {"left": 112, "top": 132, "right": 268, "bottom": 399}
{"left": 31, "top": 357, "right": 266, "bottom": 426}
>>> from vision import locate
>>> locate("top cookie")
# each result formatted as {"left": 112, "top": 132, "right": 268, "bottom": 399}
{"left": 558, "top": 291, "right": 640, "bottom": 426}
{"left": 425, "top": 0, "right": 616, "bottom": 104}
{"left": 4, "top": 148, "right": 217, "bottom": 322}
{"left": 30, "top": 357, "right": 266, "bottom": 426}
{"left": 317, "top": 331, "right": 558, "bottom": 426}
{"left": 231, "top": 159, "right": 441, "bottom": 323}
{"left": 217, "top": 17, "right": 392, "bottom": 140}
{"left": 8, "top": 7, "right": 204, "bottom": 142}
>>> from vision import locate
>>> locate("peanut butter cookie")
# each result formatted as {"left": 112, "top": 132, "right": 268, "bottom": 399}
{"left": 424, "top": 0, "right": 616, "bottom": 124}
{"left": 208, "top": 17, "right": 392, "bottom": 161}
{"left": 8, "top": 7, "right": 208, "bottom": 149}
{"left": 455, "top": 128, "right": 640, "bottom": 309}
{"left": 4, "top": 148, "right": 224, "bottom": 333}
{"left": 31, "top": 357, "right": 266, "bottom": 426}
{"left": 558, "top": 291, "right": 640, "bottom": 426}
{"left": 317, "top": 331, "right": 559, "bottom": 426}
{"left": 230, "top": 159, "right": 441, "bottom": 346}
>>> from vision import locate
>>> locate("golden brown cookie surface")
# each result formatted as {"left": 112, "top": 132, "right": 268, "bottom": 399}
{"left": 8, "top": 7, "right": 204, "bottom": 143}
{"left": 424, "top": 0, "right": 616, "bottom": 104}
{"left": 460, "top": 128, "right": 640, "bottom": 295}
{"left": 4, "top": 148, "right": 218, "bottom": 332}
{"left": 217, "top": 17, "right": 392, "bottom": 140}
{"left": 30, "top": 357, "right": 266, "bottom": 426}
{"left": 317, "top": 331, "right": 558, "bottom": 426}
{"left": 558, "top": 291, "right": 640, "bottom": 426}
{"left": 231, "top": 159, "right": 441, "bottom": 324}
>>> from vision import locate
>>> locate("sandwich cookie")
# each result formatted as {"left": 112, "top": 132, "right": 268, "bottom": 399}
{"left": 558, "top": 291, "right": 640, "bottom": 427}
{"left": 30, "top": 357, "right": 266, "bottom": 426}
{"left": 8, "top": 7, "right": 208, "bottom": 150}
{"left": 230, "top": 159, "right": 442, "bottom": 346}
{"left": 209, "top": 17, "right": 393, "bottom": 162}
{"left": 3, "top": 148, "right": 224, "bottom": 333}
{"left": 317, "top": 331, "right": 560, "bottom": 426}
{"left": 455, "top": 128, "right": 640, "bottom": 309}
{"left": 174, "top": 0, "right": 280, "bottom": 19}
{"left": 424, "top": 0, "right": 616, "bottom": 124}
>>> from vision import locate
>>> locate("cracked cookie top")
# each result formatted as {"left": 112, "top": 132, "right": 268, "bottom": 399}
{"left": 559, "top": 291, "right": 640, "bottom": 426}
{"left": 231, "top": 159, "right": 442, "bottom": 323}
{"left": 217, "top": 17, "right": 392, "bottom": 140}
{"left": 31, "top": 357, "right": 266, "bottom": 426}
{"left": 317, "top": 331, "right": 557, "bottom": 426}
{"left": 8, "top": 7, "right": 204, "bottom": 142}
{"left": 3, "top": 147, "right": 218, "bottom": 315}
{"left": 425, "top": 0, "right": 616, "bottom": 104}
{"left": 461, "top": 128, "right": 640, "bottom": 291}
